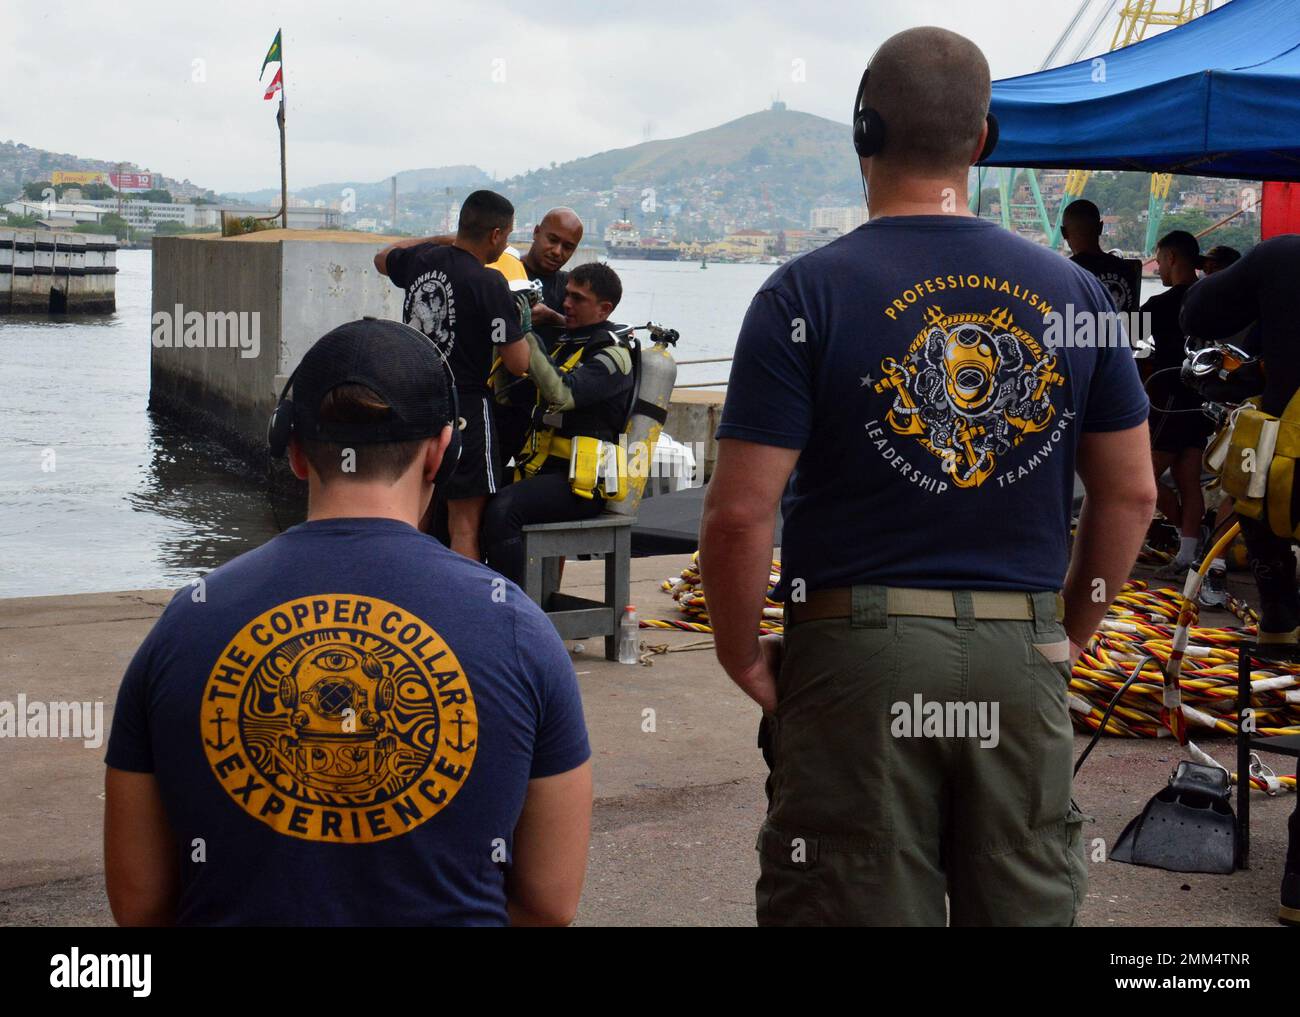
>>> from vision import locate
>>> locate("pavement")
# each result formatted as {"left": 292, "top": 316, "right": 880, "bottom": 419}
{"left": 0, "top": 553, "right": 1294, "bottom": 927}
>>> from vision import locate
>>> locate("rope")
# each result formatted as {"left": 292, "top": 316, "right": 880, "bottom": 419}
{"left": 645, "top": 551, "right": 785, "bottom": 635}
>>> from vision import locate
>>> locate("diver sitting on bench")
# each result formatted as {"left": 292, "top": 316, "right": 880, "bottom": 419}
{"left": 482, "top": 262, "right": 635, "bottom": 586}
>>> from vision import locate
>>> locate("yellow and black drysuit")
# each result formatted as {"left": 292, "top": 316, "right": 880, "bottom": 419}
{"left": 482, "top": 321, "right": 635, "bottom": 585}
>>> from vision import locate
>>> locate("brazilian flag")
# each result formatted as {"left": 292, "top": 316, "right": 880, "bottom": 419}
{"left": 260, "top": 30, "right": 282, "bottom": 80}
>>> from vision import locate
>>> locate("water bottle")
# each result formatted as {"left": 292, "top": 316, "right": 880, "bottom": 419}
{"left": 617, "top": 605, "right": 640, "bottom": 665}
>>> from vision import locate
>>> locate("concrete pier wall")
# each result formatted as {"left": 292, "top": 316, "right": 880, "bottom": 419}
{"left": 150, "top": 230, "right": 726, "bottom": 472}
{"left": 0, "top": 228, "right": 117, "bottom": 314}
{"left": 665, "top": 389, "right": 725, "bottom": 481}
{"left": 150, "top": 236, "right": 284, "bottom": 456}
{"left": 150, "top": 231, "right": 406, "bottom": 461}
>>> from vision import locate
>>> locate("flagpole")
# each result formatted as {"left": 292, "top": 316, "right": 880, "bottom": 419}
{"left": 278, "top": 39, "right": 287, "bottom": 230}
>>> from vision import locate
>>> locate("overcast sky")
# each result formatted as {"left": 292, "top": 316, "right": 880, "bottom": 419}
{"left": 4, "top": 0, "right": 1103, "bottom": 193}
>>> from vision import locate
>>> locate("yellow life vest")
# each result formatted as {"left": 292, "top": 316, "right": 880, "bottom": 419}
{"left": 513, "top": 342, "right": 629, "bottom": 501}
{"left": 1220, "top": 389, "right": 1300, "bottom": 539}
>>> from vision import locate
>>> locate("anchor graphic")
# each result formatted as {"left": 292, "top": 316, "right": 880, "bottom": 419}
{"left": 446, "top": 708, "right": 476, "bottom": 752}
{"left": 205, "top": 706, "right": 233, "bottom": 751}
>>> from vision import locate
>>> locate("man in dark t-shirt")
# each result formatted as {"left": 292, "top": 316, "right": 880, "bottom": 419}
{"left": 376, "top": 190, "right": 533, "bottom": 561}
{"left": 1061, "top": 199, "right": 1140, "bottom": 313}
{"left": 103, "top": 319, "right": 592, "bottom": 926}
{"left": 700, "top": 28, "right": 1156, "bottom": 927}
{"left": 1142, "top": 230, "right": 1210, "bottom": 576}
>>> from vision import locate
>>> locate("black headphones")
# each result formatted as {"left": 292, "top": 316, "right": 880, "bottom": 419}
{"left": 266, "top": 318, "right": 462, "bottom": 488}
{"left": 852, "top": 66, "right": 999, "bottom": 162}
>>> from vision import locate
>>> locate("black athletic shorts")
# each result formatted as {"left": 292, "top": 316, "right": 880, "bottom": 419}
{"left": 1148, "top": 389, "right": 1213, "bottom": 453}
{"left": 442, "top": 391, "right": 506, "bottom": 500}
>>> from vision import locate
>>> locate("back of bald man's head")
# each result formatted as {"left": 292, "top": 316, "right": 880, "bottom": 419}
{"left": 861, "top": 27, "right": 991, "bottom": 175}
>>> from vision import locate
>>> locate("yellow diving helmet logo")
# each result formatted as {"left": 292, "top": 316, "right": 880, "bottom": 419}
{"left": 943, "top": 325, "right": 998, "bottom": 415}
{"left": 277, "top": 642, "right": 398, "bottom": 796}
{"left": 200, "top": 595, "right": 478, "bottom": 843}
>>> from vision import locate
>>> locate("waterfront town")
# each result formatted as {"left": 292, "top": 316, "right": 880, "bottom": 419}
{"left": 0, "top": 101, "right": 1261, "bottom": 261}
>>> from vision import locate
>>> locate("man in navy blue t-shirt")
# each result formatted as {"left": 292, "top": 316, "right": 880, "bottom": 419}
{"left": 104, "top": 319, "right": 592, "bottom": 926}
{"left": 700, "top": 28, "right": 1156, "bottom": 926}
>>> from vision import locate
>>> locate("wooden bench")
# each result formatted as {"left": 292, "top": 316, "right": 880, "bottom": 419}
{"left": 521, "top": 514, "right": 634, "bottom": 660}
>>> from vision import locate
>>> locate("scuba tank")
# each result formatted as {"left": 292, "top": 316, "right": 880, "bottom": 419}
{"left": 605, "top": 324, "right": 679, "bottom": 517}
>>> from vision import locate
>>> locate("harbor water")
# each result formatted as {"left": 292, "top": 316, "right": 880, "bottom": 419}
{"left": 0, "top": 252, "right": 770, "bottom": 599}
{"left": 0, "top": 250, "right": 1167, "bottom": 600}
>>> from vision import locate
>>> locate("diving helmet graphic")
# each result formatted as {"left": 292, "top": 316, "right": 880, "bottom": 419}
{"left": 942, "top": 324, "right": 998, "bottom": 415}
{"left": 275, "top": 642, "right": 399, "bottom": 796}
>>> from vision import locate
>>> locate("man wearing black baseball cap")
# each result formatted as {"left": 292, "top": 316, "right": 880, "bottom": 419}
{"left": 104, "top": 319, "right": 593, "bottom": 926}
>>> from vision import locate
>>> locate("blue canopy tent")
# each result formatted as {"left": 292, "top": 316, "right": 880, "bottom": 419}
{"left": 985, "top": 0, "right": 1300, "bottom": 181}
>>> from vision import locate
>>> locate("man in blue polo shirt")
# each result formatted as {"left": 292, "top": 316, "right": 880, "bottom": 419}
{"left": 700, "top": 27, "right": 1156, "bottom": 926}
{"left": 104, "top": 319, "right": 592, "bottom": 926}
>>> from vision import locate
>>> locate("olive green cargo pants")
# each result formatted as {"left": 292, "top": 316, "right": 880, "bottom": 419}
{"left": 756, "top": 586, "right": 1087, "bottom": 926}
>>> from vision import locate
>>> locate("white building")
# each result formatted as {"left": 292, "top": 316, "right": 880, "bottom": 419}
{"left": 809, "top": 206, "right": 869, "bottom": 234}
{"left": 3, "top": 199, "right": 105, "bottom": 224}
{"left": 84, "top": 199, "right": 200, "bottom": 230}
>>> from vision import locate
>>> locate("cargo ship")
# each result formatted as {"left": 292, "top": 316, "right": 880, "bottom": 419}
{"left": 604, "top": 218, "right": 681, "bottom": 261}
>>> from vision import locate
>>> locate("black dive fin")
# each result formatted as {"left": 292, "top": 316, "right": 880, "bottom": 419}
{"left": 1111, "top": 761, "right": 1237, "bottom": 874}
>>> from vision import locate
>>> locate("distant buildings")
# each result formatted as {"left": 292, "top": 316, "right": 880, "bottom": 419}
{"left": 713, "top": 229, "right": 777, "bottom": 259}
{"left": 2, "top": 199, "right": 105, "bottom": 225}
{"left": 809, "top": 205, "right": 869, "bottom": 234}
{"left": 84, "top": 199, "right": 218, "bottom": 230}
{"left": 783, "top": 226, "right": 841, "bottom": 254}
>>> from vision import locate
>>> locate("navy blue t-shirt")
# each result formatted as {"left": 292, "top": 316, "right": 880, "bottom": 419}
{"left": 717, "top": 215, "right": 1149, "bottom": 594}
{"left": 106, "top": 517, "right": 590, "bottom": 926}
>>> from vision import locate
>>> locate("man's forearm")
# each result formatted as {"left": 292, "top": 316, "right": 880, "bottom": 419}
{"left": 699, "top": 512, "right": 775, "bottom": 680}
{"left": 1062, "top": 494, "right": 1152, "bottom": 648}
{"left": 394, "top": 233, "right": 450, "bottom": 250}
{"left": 375, "top": 234, "right": 451, "bottom": 275}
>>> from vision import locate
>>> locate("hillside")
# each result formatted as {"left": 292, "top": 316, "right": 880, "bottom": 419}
{"left": 1, "top": 107, "right": 863, "bottom": 236}
{"left": 223, "top": 164, "right": 492, "bottom": 205}
{"left": 505, "top": 107, "right": 861, "bottom": 229}
{"left": 0, "top": 140, "right": 211, "bottom": 200}
{"left": 536, "top": 108, "right": 850, "bottom": 185}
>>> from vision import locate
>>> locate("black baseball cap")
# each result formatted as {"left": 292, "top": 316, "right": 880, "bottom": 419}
{"left": 1200, "top": 244, "right": 1242, "bottom": 270}
{"left": 289, "top": 318, "right": 454, "bottom": 445}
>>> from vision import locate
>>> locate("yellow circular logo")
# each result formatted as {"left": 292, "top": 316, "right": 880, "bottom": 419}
{"left": 200, "top": 594, "right": 477, "bottom": 843}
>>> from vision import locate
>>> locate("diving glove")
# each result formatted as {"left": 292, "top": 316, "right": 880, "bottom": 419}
{"left": 525, "top": 333, "right": 575, "bottom": 412}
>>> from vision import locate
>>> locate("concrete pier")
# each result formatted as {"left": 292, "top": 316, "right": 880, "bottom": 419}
{"left": 665, "top": 389, "right": 724, "bottom": 480}
{"left": 150, "top": 230, "right": 408, "bottom": 462}
{"left": 0, "top": 552, "right": 1292, "bottom": 926}
{"left": 0, "top": 228, "right": 117, "bottom": 314}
